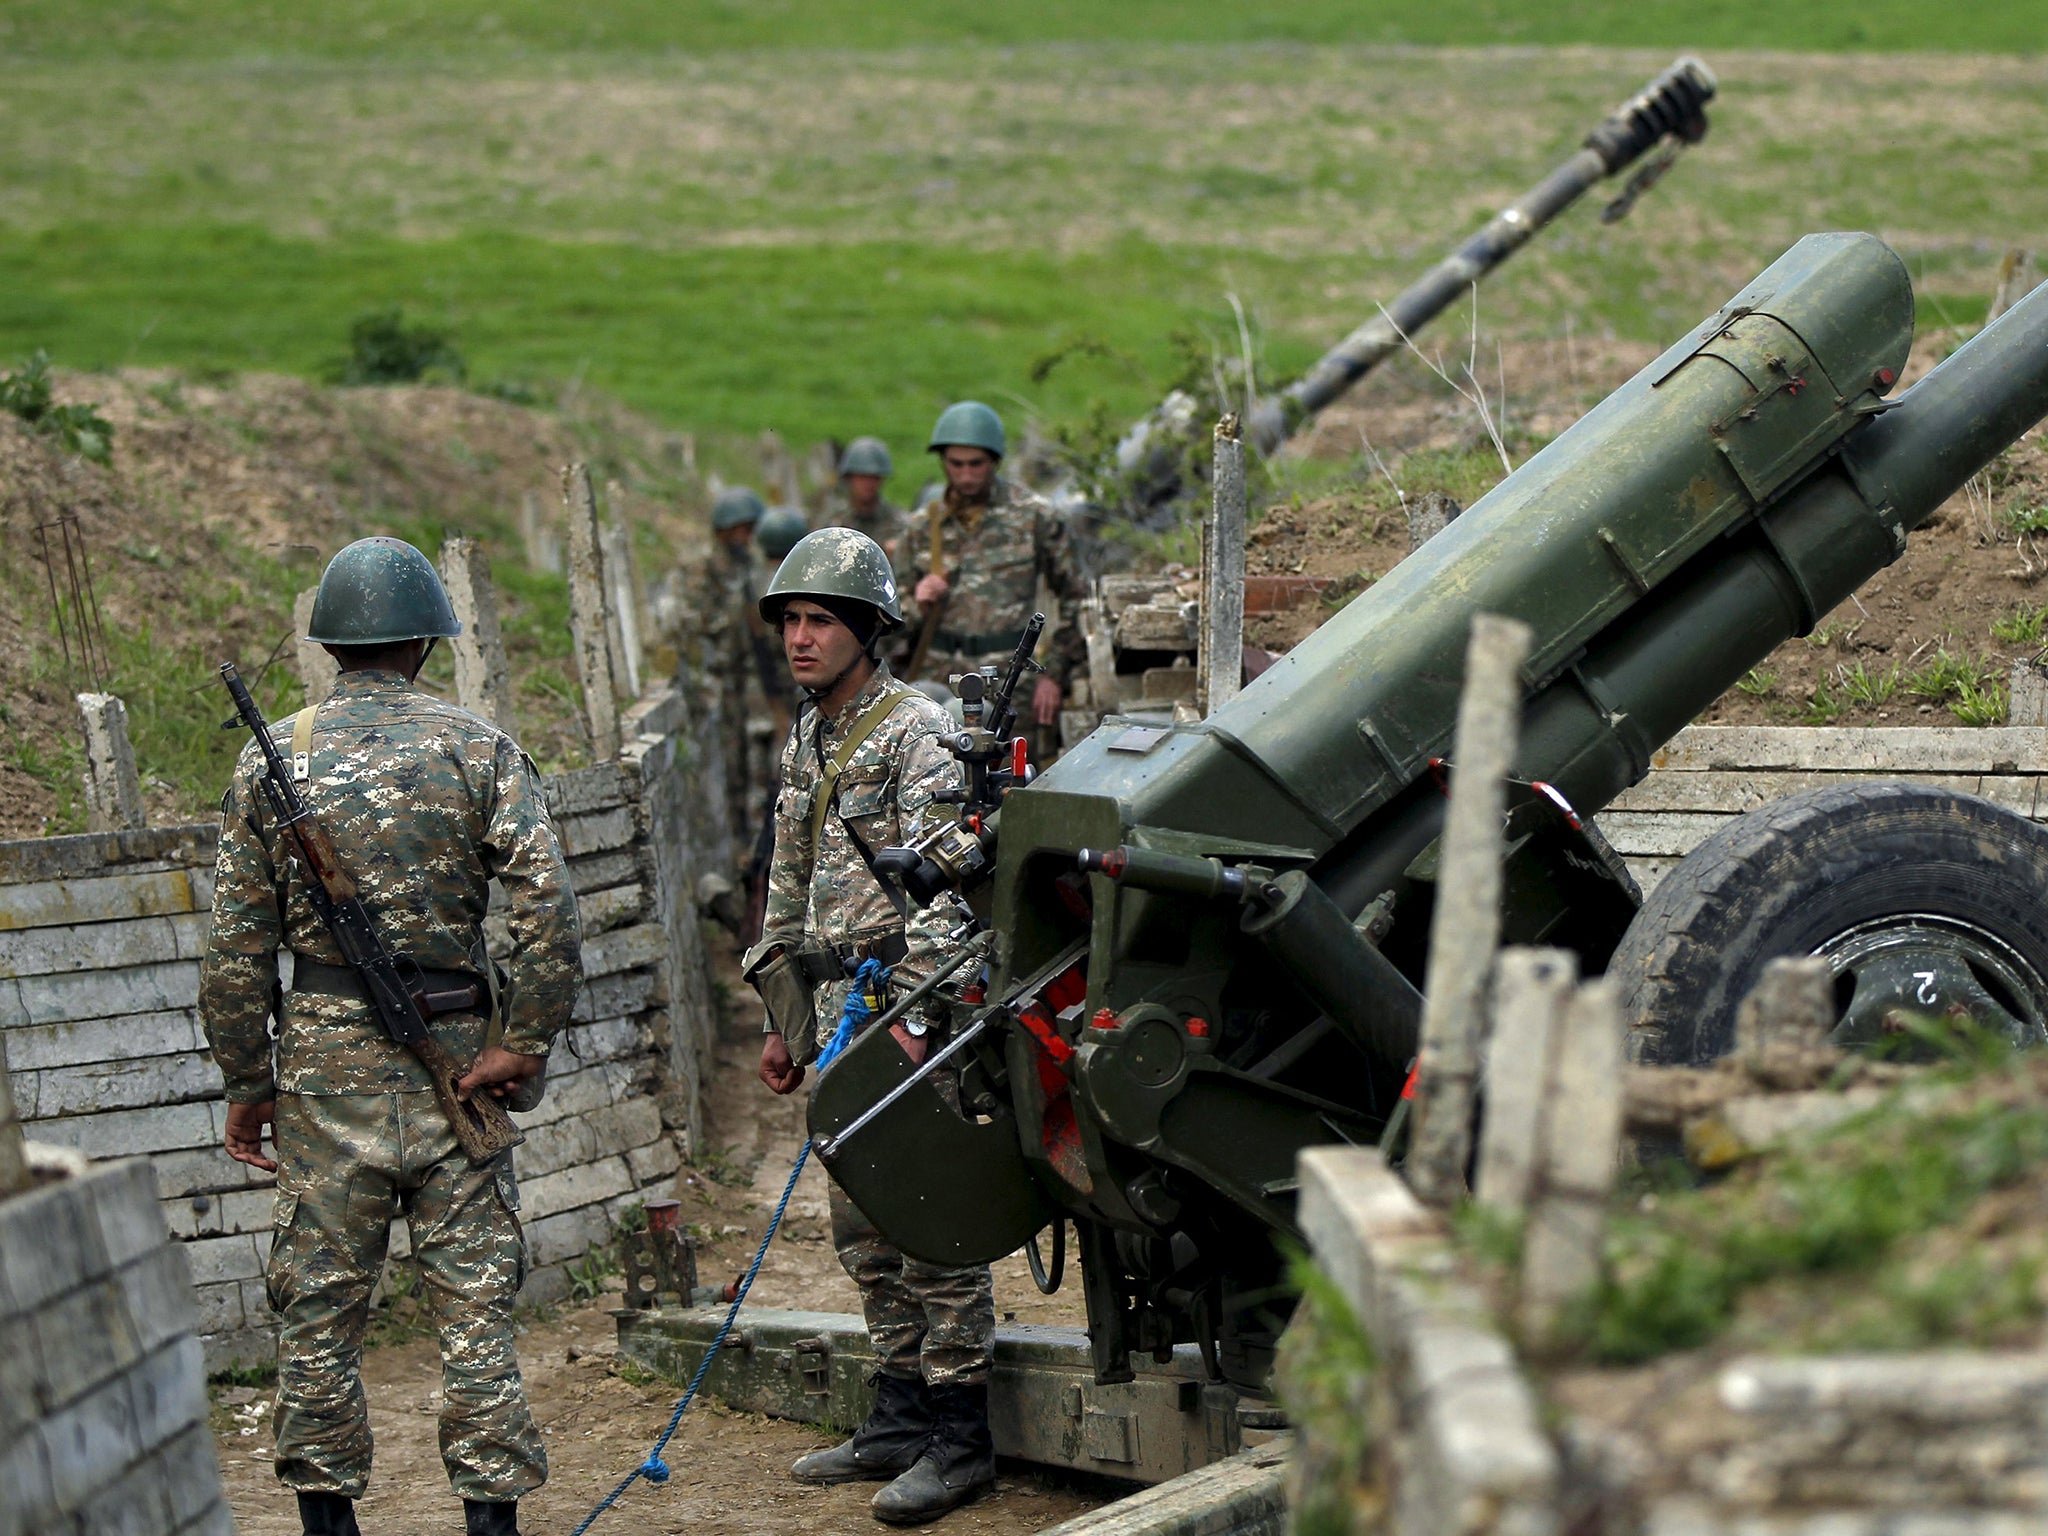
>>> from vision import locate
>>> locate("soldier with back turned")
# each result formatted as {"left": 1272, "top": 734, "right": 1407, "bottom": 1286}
{"left": 199, "top": 536, "right": 581, "bottom": 1536}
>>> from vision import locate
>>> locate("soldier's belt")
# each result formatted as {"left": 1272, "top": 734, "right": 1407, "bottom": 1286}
{"left": 934, "top": 628, "right": 1018, "bottom": 657}
{"left": 794, "top": 932, "right": 910, "bottom": 985}
{"left": 290, "top": 956, "right": 486, "bottom": 1018}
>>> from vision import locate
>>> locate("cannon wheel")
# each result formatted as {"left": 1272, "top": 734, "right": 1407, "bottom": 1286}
{"left": 1608, "top": 782, "right": 2048, "bottom": 1065}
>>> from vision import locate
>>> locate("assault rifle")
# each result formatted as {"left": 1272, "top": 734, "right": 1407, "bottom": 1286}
{"left": 218, "top": 663, "right": 524, "bottom": 1166}
{"left": 874, "top": 612, "right": 1044, "bottom": 908}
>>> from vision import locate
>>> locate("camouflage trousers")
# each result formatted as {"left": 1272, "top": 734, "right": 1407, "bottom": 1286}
{"left": 827, "top": 1176, "right": 994, "bottom": 1387}
{"left": 266, "top": 1091, "right": 545, "bottom": 1501}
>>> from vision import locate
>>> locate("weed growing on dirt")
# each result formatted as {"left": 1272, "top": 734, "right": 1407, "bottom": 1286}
{"left": 1950, "top": 675, "right": 2010, "bottom": 726}
{"left": 2005, "top": 505, "right": 2048, "bottom": 537}
{"left": 1902, "top": 647, "right": 2007, "bottom": 724}
{"left": 1835, "top": 660, "right": 1899, "bottom": 709}
{"left": 1574, "top": 1059, "right": 2048, "bottom": 1365}
{"left": 0, "top": 350, "right": 115, "bottom": 463}
{"left": 1800, "top": 680, "right": 1843, "bottom": 726}
{"left": 1992, "top": 601, "right": 2048, "bottom": 646}
{"left": 1735, "top": 667, "right": 1777, "bottom": 697}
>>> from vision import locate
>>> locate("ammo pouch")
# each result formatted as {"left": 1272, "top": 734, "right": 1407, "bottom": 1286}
{"left": 743, "top": 928, "right": 821, "bottom": 1066}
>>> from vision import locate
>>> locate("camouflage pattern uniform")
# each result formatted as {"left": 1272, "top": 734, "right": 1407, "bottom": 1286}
{"left": 689, "top": 542, "right": 786, "bottom": 852}
{"left": 894, "top": 478, "right": 1086, "bottom": 696}
{"left": 199, "top": 668, "right": 581, "bottom": 1503}
{"left": 820, "top": 489, "right": 906, "bottom": 558}
{"left": 764, "top": 664, "right": 995, "bottom": 1388}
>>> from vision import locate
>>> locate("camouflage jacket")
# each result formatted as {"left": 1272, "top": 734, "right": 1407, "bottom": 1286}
{"left": 894, "top": 478, "right": 1085, "bottom": 686}
{"left": 763, "top": 664, "right": 967, "bottom": 1047}
{"left": 820, "top": 490, "right": 906, "bottom": 558}
{"left": 689, "top": 543, "right": 781, "bottom": 708}
{"left": 199, "top": 669, "right": 582, "bottom": 1102}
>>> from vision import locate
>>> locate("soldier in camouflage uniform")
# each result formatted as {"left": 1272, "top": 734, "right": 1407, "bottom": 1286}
{"left": 743, "top": 528, "right": 998, "bottom": 1525}
{"left": 199, "top": 537, "right": 581, "bottom": 1536}
{"left": 689, "top": 486, "right": 787, "bottom": 856}
{"left": 821, "top": 436, "right": 904, "bottom": 556}
{"left": 894, "top": 402, "right": 1084, "bottom": 752}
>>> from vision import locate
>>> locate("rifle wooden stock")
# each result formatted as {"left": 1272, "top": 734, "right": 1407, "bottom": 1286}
{"left": 904, "top": 593, "right": 948, "bottom": 682}
{"left": 412, "top": 1032, "right": 526, "bottom": 1165}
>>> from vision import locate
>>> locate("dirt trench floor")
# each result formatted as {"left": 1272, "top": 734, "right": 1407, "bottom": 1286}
{"left": 210, "top": 985, "right": 1109, "bottom": 1536}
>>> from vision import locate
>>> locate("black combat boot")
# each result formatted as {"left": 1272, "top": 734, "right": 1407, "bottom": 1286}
{"left": 790, "top": 1372, "right": 933, "bottom": 1484}
{"left": 296, "top": 1492, "right": 362, "bottom": 1536}
{"left": 869, "top": 1381, "right": 996, "bottom": 1525}
{"left": 462, "top": 1499, "right": 520, "bottom": 1536}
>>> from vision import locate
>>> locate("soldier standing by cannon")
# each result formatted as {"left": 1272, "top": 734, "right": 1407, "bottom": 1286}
{"left": 743, "top": 527, "right": 998, "bottom": 1524}
{"left": 895, "top": 402, "right": 1084, "bottom": 754}
{"left": 199, "top": 537, "right": 581, "bottom": 1536}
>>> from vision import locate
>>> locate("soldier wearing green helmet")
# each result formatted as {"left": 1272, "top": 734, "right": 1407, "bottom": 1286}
{"left": 756, "top": 505, "right": 810, "bottom": 562}
{"left": 895, "top": 402, "right": 1084, "bottom": 755}
{"left": 202, "top": 536, "right": 580, "bottom": 1536}
{"left": 744, "top": 528, "right": 997, "bottom": 1525}
{"left": 688, "top": 484, "right": 785, "bottom": 854}
{"left": 822, "top": 435, "right": 904, "bottom": 555}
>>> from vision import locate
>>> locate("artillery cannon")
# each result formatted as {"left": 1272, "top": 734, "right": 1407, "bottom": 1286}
{"left": 816, "top": 232, "right": 2048, "bottom": 1391}
{"left": 1109, "top": 57, "right": 1716, "bottom": 505}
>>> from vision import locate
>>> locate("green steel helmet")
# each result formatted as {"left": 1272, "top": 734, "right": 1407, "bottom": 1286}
{"left": 756, "top": 505, "right": 809, "bottom": 560}
{"left": 759, "top": 527, "right": 903, "bottom": 631}
{"left": 305, "top": 536, "right": 462, "bottom": 646}
{"left": 838, "top": 436, "right": 894, "bottom": 478}
{"left": 927, "top": 400, "right": 1005, "bottom": 458}
{"left": 711, "top": 485, "right": 767, "bottom": 530}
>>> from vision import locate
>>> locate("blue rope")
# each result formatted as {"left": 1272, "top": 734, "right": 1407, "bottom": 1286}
{"left": 570, "top": 957, "right": 893, "bottom": 1534}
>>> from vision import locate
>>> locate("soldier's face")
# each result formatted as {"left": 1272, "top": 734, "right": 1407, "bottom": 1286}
{"left": 717, "top": 522, "right": 757, "bottom": 550}
{"left": 781, "top": 599, "right": 864, "bottom": 689}
{"left": 844, "top": 473, "right": 883, "bottom": 510}
{"left": 940, "top": 448, "right": 996, "bottom": 500}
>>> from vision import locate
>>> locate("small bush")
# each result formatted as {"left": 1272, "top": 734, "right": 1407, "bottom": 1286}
{"left": 0, "top": 349, "right": 115, "bottom": 463}
{"left": 334, "top": 308, "right": 466, "bottom": 385}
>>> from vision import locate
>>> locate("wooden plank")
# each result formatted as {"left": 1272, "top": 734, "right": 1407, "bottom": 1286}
{"left": 3, "top": 1009, "right": 207, "bottom": 1071}
{"left": 0, "top": 825, "right": 217, "bottom": 887}
{"left": 1, "top": 961, "right": 201, "bottom": 1029}
{"left": 1593, "top": 811, "right": 1732, "bottom": 859}
{"left": 570, "top": 969, "right": 662, "bottom": 1026}
{"left": 16, "top": 1051, "right": 222, "bottom": 1120}
{"left": 580, "top": 922, "right": 667, "bottom": 980}
{"left": 25, "top": 1100, "right": 221, "bottom": 1158}
{"left": 0, "top": 910, "right": 210, "bottom": 980}
{"left": 1625, "top": 857, "right": 1680, "bottom": 897}
{"left": 1653, "top": 725, "right": 2048, "bottom": 775}
{"left": 546, "top": 763, "right": 632, "bottom": 819}
{"left": 555, "top": 806, "right": 637, "bottom": 859}
{"left": 1609, "top": 770, "right": 1993, "bottom": 815}
{"left": 0, "top": 868, "right": 214, "bottom": 932}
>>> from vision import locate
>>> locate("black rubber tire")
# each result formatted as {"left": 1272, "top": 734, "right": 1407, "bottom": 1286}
{"left": 1607, "top": 781, "right": 2048, "bottom": 1065}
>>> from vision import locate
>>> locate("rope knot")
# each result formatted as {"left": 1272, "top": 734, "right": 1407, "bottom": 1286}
{"left": 640, "top": 1456, "right": 670, "bottom": 1485}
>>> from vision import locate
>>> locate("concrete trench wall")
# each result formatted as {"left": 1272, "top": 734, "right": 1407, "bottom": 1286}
{"left": 0, "top": 681, "right": 720, "bottom": 1371}
{"left": 0, "top": 1150, "right": 232, "bottom": 1536}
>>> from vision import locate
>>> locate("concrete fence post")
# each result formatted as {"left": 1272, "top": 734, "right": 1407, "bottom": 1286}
{"left": 77, "top": 692, "right": 147, "bottom": 832}
{"left": 438, "top": 536, "right": 517, "bottom": 729}
{"left": 294, "top": 586, "right": 339, "bottom": 705}
{"left": 1408, "top": 612, "right": 1533, "bottom": 1208}
{"left": 563, "top": 463, "right": 622, "bottom": 761}
{"left": 520, "top": 488, "right": 562, "bottom": 575}
{"left": 2009, "top": 658, "right": 2048, "bottom": 726}
{"left": 1475, "top": 947, "right": 1578, "bottom": 1214}
{"left": 1737, "top": 955, "right": 1835, "bottom": 1064}
{"left": 599, "top": 487, "right": 644, "bottom": 700}
{"left": 1518, "top": 977, "right": 1625, "bottom": 1343}
{"left": 0, "top": 1040, "right": 27, "bottom": 1197}
{"left": 1200, "top": 415, "right": 1248, "bottom": 716}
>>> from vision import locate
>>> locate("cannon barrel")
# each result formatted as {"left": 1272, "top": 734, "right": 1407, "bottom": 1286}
{"left": 1242, "top": 56, "right": 1716, "bottom": 455}
{"left": 815, "top": 233, "right": 2048, "bottom": 1389}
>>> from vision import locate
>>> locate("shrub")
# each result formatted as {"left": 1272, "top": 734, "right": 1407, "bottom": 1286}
{"left": 334, "top": 308, "right": 466, "bottom": 385}
{"left": 0, "top": 350, "right": 115, "bottom": 464}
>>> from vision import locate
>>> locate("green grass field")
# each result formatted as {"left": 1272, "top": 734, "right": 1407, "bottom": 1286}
{"left": 7, "top": 35, "right": 2044, "bottom": 475}
{"left": 8, "top": 1, "right": 2048, "bottom": 60}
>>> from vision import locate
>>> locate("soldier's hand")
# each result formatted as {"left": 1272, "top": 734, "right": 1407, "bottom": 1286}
{"left": 1031, "top": 674, "right": 1063, "bottom": 727}
{"left": 224, "top": 1100, "right": 278, "bottom": 1173}
{"left": 915, "top": 572, "right": 950, "bottom": 607}
{"left": 889, "top": 1022, "right": 930, "bottom": 1066}
{"left": 457, "top": 1046, "right": 547, "bottom": 1102}
{"left": 760, "top": 1033, "right": 806, "bottom": 1095}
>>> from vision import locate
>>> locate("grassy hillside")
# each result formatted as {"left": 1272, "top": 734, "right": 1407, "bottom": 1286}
{"left": 5, "top": 43, "right": 2045, "bottom": 491}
